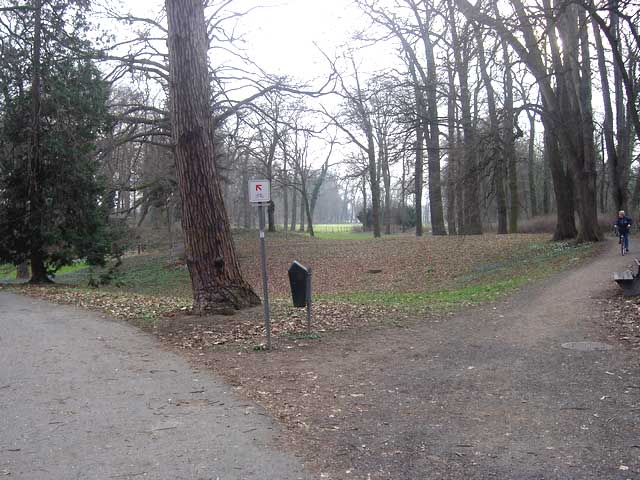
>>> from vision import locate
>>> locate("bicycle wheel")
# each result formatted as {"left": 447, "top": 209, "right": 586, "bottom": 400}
{"left": 621, "top": 235, "right": 626, "bottom": 255}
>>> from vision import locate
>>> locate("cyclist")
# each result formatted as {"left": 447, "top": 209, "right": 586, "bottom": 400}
{"left": 614, "top": 210, "right": 633, "bottom": 253}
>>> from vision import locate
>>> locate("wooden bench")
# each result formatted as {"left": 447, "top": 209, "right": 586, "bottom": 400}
{"left": 614, "top": 258, "right": 640, "bottom": 296}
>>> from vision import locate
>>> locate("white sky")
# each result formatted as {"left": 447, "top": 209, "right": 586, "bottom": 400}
{"left": 118, "top": 0, "right": 365, "bottom": 81}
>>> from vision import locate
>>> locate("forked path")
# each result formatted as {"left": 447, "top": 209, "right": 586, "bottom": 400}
{"left": 287, "top": 239, "right": 640, "bottom": 479}
{"left": 2, "top": 241, "right": 640, "bottom": 480}
{"left": 0, "top": 292, "right": 310, "bottom": 479}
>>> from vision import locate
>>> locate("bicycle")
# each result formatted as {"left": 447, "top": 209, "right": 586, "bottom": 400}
{"left": 614, "top": 225, "right": 629, "bottom": 256}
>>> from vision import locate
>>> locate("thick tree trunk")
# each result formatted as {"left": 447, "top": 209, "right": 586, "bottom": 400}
{"left": 565, "top": 6, "right": 600, "bottom": 241}
{"left": 545, "top": 125, "right": 577, "bottom": 240}
{"left": 165, "top": 0, "right": 260, "bottom": 313}
{"left": 29, "top": 252, "right": 51, "bottom": 284}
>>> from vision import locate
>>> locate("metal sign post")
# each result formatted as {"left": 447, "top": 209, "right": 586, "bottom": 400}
{"left": 306, "top": 268, "right": 312, "bottom": 334}
{"left": 249, "top": 180, "right": 271, "bottom": 349}
{"left": 257, "top": 203, "right": 271, "bottom": 349}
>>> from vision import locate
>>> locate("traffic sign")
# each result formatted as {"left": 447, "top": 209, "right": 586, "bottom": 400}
{"left": 249, "top": 180, "right": 271, "bottom": 203}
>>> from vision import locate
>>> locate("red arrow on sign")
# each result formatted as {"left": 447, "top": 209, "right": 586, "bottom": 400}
{"left": 255, "top": 184, "right": 262, "bottom": 191}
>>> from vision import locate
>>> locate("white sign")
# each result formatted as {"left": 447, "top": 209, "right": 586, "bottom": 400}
{"left": 249, "top": 180, "right": 271, "bottom": 204}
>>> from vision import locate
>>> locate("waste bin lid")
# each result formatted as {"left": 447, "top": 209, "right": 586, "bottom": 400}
{"left": 288, "top": 260, "right": 308, "bottom": 274}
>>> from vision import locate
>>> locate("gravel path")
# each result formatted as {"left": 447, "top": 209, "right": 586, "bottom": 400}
{"left": 0, "top": 292, "right": 310, "bottom": 480}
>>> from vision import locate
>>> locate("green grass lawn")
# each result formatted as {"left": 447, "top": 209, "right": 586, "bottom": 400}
{"left": 0, "top": 260, "right": 89, "bottom": 281}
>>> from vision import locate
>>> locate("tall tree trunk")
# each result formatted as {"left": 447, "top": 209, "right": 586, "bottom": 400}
{"left": 380, "top": 137, "right": 392, "bottom": 235}
{"left": 613, "top": 11, "right": 632, "bottom": 213}
{"left": 298, "top": 195, "right": 305, "bottom": 232}
{"left": 28, "top": 0, "right": 49, "bottom": 284}
{"left": 241, "top": 153, "right": 250, "bottom": 229}
{"left": 367, "top": 142, "right": 382, "bottom": 238}
{"left": 476, "top": 27, "right": 507, "bottom": 234}
{"left": 304, "top": 195, "right": 314, "bottom": 237}
{"left": 446, "top": 67, "right": 458, "bottom": 236}
{"left": 290, "top": 171, "right": 297, "bottom": 231}
{"left": 165, "top": 0, "right": 259, "bottom": 313}
{"left": 527, "top": 112, "right": 538, "bottom": 217}
{"left": 267, "top": 201, "right": 276, "bottom": 233}
{"left": 542, "top": 148, "right": 551, "bottom": 216}
{"left": 599, "top": 131, "right": 608, "bottom": 214}
{"left": 503, "top": 44, "right": 519, "bottom": 233}
{"left": 545, "top": 123, "right": 577, "bottom": 240}
{"left": 408, "top": 59, "right": 424, "bottom": 236}
{"left": 448, "top": 0, "right": 481, "bottom": 234}
{"left": 593, "top": 19, "right": 623, "bottom": 211}
{"left": 283, "top": 147, "right": 289, "bottom": 232}
{"left": 411, "top": 5, "right": 447, "bottom": 235}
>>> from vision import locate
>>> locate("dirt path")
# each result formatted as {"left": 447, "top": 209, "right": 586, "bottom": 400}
{"left": 0, "top": 292, "right": 310, "bottom": 480}
{"left": 209, "top": 240, "right": 640, "bottom": 479}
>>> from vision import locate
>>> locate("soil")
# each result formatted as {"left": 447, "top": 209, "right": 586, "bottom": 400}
{"left": 158, "top": 239, "right": 640, "bottom": 479}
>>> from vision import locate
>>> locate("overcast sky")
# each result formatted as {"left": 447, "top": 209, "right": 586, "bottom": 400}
{"left": 119, "top": 0, "right": 366, "bottom": 81}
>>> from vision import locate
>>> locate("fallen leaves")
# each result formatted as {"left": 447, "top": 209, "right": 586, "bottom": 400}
{"left": 9, "top": 285, "right": 190, "bottom": 322}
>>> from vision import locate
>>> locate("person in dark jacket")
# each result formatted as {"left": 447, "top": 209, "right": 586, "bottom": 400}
{"left": 615, "top": 210, "right": 633, "bottom": 253}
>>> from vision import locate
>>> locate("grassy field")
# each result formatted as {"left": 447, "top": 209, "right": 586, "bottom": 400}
{"left": 279, "top": 224, "right": 409, "bottom": 240}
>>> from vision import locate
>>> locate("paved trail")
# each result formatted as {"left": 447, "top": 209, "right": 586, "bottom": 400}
{"left": 0, "top": 293, "right": 309, "bottom": 480}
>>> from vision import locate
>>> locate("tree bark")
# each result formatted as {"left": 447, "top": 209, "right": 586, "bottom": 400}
{"left": 545, "top": 123, "right": 577, "bottom": 240}
{"left": 409, "top": 1, "right": 446, "bottom": 235}
{"left": 298, "top": 196, "right": 305, "bottom": 232}
{"left": 446, "top": 66, "right": 458, "bottom": 236}
{"left": 28, "top": 0, "right": 49, "bottom": 284}
{"left": 165, "top": 0, "right": 260, "bottom": 313}
{"left": 593, "top": 19, "right": 624, "bottom": 211}
{"left": 282, "top": 144, "right": 289, "bottom": 232}
{"left": 475, "top": 26, "right": 507, "bottom": 234}
{"left": 408, "top": 59, "right": 424, "bottom": 236}
{"left": 502, "top": 43, "right": 519, "bottom": 233}
{"left": 527, "top": 112, "right": 538, "bottom": 217}
{"left": 290, "top": 170, "right": 297, "bottom": 231}
{"left": 16, "top": 262, "right": 29, "bottom": 280}
{"left": 448, "top": 0, "right": 482, "bottom": 234}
